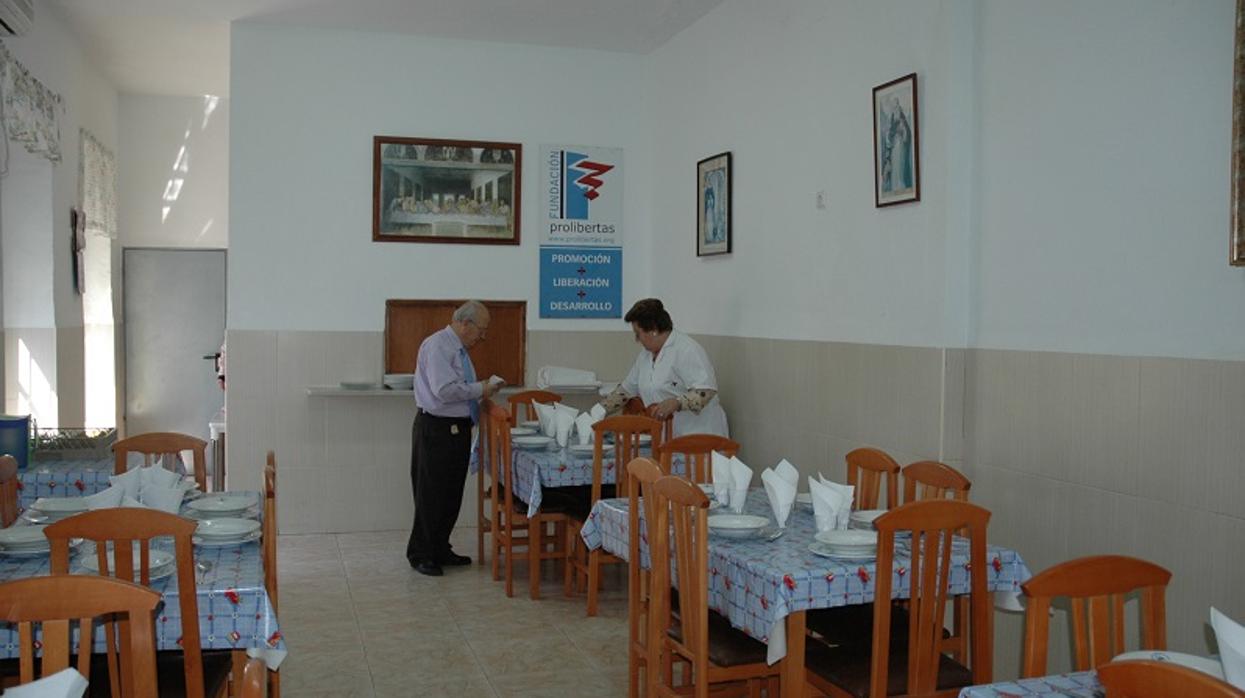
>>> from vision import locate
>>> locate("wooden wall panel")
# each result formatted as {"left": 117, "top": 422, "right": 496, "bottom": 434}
{"left": 384, "top": 300, "right": 526, "bottom": 385}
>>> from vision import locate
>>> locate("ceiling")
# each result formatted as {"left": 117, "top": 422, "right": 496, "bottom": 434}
{"left": 47, "top": 0, "right": 724, "bottom": 97}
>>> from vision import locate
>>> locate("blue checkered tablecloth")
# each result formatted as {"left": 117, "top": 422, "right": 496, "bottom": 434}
{"left": 510, "top": 445, "right": 676, "bottom": 517}
{"left": 16, "top": 458, "right": 115, "bottom": 509}
{"left": 580, "top": 489, "right": 1032, "bottom": 662}
{"left": 959, "top": 671, "right": 1101, "bottom": 696}
{"left": 0, "top": 492, "right": 286, "bottom": 663}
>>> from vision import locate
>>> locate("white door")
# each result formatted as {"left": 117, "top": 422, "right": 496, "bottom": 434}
{"left": 123, "top": 249, "right": 226, "bottom": 438}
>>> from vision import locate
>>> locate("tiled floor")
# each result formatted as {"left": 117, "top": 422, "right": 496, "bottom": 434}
{"left": 277, "top": 526, "right": 632, "bottom": 697}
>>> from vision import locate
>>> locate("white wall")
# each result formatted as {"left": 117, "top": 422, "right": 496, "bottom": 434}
{"left": 230, "top": 23, "right": 652, "bottom": 332}
{"left": 973, "top": 0, "right": 1243, "bottom": 361}
{"left": 119, "top": 94, "right": 229, "bottom": 249}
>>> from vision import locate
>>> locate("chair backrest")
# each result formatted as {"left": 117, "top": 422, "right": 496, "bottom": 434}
{"left": 649, "top": 474, "right": 712, "bottom": 697}
{"left": 657, "top": 434, "right": 739, "bottom": 484}
{"left": 901, "top": 460, "right": 971, "bottom": 504}
{"left": 1020, "top": 555, "right": 1171, "bottom": 677}
{"left": 845, "top": 447, "right": 900, "bottom": 510}
{"left": 0, "top": 453, "right": 17, "bottom": 527}
{"left": 627, "top": 457, "right": 664, "bottom": 576}
{"left": 114, "top": 431, "right": 209, "bottom": 491}
{"left": 264, "top": 450, "right": 278, "bottom": 614}
{"left": 871, "top": 499, "right": 993, "bottom": 697}
{"left": 487, "top": 403, "right": 517, "bottom": 518}
{"left": 1097, "top": 660, "right": 1245, "bottom": 698}
{"left": 507, "top": 390, "right": 562, "bottom": 425}
{"left": 592, "top": 415, "right": 662, "bottom": 503}
{"left": 0, "top": 575, "right": 161, "bottom": 692}
{"left": 45, "top": 507, "right": 209, "bottom": 698}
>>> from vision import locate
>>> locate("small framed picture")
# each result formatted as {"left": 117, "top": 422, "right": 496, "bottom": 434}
{"left": 373, "top": 136, "right": 521, "bottom": 244}
{"left": 873, "top": 73, "right": 920, "bottom": 207}
{"left": 697, "top": 151, "right": 732, "bottom": 256}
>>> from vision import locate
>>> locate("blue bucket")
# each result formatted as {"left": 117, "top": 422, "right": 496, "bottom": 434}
{"left": 0, "top": 415, "right": 31, "bottom": 471}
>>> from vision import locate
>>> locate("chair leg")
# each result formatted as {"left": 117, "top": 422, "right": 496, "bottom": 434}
{"left": 492, "top": 524, "right": 502, "bottom": 582}
{"left": 587, "top": 548, "right": 602, "bottom": 616}
{"left": 563, "top": 524, "right": 575, "bottom": 597}
{"left": 529, "top": 516, "right": 542, "bottom": 600}
{"left": 477, "top": 520, "right": 485, "bottom": 567}
{"left": 504, "top": 529, "right": 515, "bottom": 598}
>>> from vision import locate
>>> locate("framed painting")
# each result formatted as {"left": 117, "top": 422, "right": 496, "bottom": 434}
{"left": 373, "top": 136, "right": 521, "bottom": 244}
{"left": 873, "top": 73, "right": 920, "bottom": 207}
{"left": 697, "top": 151, "right": 732, "bottom": 256}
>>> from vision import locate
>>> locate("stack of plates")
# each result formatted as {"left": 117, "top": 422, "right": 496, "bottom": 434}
{"left": 810, "top": 529, "right": 878, "bottom": 560}
{"left": 707, "top": 514, "right": 769, "bottom": 539}
{"left": 194, "top": 518, "right": 262, "bottom": 548}
{"left": 849, "top": 510, "right": 887, "bottom": 530}
{"left": 185, "top": 494, "right": 256, "bottom": 520}
{"left": 383, "top": 373, "right": 415, "bottom": 390}
{"left": 28, "top": 497, "right": 88, "bottom": 523}
{"left": 81, "top": 547, "right": 176, "bottom": 581}
{"left": 512, "top": 435, "right": 554, "bottom": 451}
{"left": 567, "top": 443, "right": 596, "bottom": 456}
{"left": 518, "top": 420, "right": 542, "bottom": 429}
{"left": 510, "top": 426, "right": 538, "bottom": 437}
{"left": 0, "top": 526, "right": 51, "bottom": 558}
{"left": 1111, "top": 651, "right": 1226, "bottom": 680}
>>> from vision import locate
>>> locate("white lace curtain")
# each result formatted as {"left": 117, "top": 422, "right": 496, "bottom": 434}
{"left": 80, "top": 129, "right": 117, "bottom": 239}
{"left": 0, "top": 41, "right": 63, "bottom": 163}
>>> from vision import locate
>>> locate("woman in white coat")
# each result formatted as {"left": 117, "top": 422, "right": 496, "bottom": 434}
{"left": 600, "top": 298, "right": 729, "bottom": 437}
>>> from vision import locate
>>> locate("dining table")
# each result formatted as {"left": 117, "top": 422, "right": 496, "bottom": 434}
{"left": 15, "top": 458, "right": 115, "bottom": 509}
{"left": 958, "top": 670, "right": 1101, "bottom": 696}
{"left": 579, "top": 489, "right": 1033, "bottom": 698}
{"left": 0, "top": 491, "right": 286, "bottom": 668}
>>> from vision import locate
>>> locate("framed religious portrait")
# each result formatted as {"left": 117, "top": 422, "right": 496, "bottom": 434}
{"left": 697, "top": 151, "right": 732, "bottom": 256}
{"left": 873, "top": 73, "right": 921, "bottom": 207}
{"left": 372, "top": 136, "right": 521, "bottom": 244}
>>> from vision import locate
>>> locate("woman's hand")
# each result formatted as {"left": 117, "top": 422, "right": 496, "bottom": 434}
{"left": 647, "top": 398, "right": 680, "bottom": 420}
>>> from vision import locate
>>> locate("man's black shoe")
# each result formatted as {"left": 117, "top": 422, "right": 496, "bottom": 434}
{"left": 441, "top": 551, "right": 472, "bottom": 566}
{"left": 413, "top": 560, "right": 443, "bottom": 576}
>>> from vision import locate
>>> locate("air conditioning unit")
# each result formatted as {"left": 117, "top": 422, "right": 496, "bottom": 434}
{"left": 0, "top": 0, "right": 32, "bottom": 36}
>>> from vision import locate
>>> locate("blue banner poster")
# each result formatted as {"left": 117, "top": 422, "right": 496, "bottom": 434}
{"left": 540, "top": 144, "right": 623, "bottom": 318}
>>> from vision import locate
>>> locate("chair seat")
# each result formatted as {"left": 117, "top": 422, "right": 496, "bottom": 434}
{"left": 87, "top": 649, "right": 233, "bottom": 697}
{"left": 666, "top": 609, "right": 770, "bottom": 667}
{"left": 807, "top": 603, "right": 949, "bottom": 649}
{"left": 805, "top": 634, "right": 973, "bottom": 698}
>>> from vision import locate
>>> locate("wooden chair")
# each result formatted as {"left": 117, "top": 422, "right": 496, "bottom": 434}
{"left": 1020, "top": 555, "right": 1171, "bottom": 678}
{"left": 567, "top": 414, "right": 662, "bottom": 616}
{"left": 658, "top": 434, "right": 739, "bottom": 484}
{"left": 0, "top": 575, "right": 161, "bottom": 692}
{"left": 845, "top": 447, "right": 900, "bottom": 510}
{"left": 114, "top": 431, "right": 210, "bottom": 491}
{"left": 477, "top": 399, "right": 496, "bottom": 567}
{"left": 46, "top": 508, "right": 234, "bottom": 698}
{"left": 626, "top": 457, "right": 664, "bottom": 697}
{"left": 0, "top": 454, "right": 17, "bottom": 528}
{"left": 648, "top": 474, "right": 780, "bottom": 697}
{"left": 1097, "top": 660, "right": 1245, "bottom": 698}
{"left": 901, "top": 460, "right": 972, "bottom": 662}
{"left": 487, "top": 402, "right": 570, "bottom": 599}
{"left": 623, "top": 397, "right": 674, "bottom": 447}
{"left": 262, "top": 451, "right": 280, "bottom": 698}
{"left": 804, "top": 499, "right": 993, "bottom": 698}
{"left": 508, "top": 389, "right": 562, "bottom": 425}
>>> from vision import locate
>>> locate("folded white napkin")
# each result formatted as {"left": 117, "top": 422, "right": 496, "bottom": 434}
{"left": 532, "top": 401, "right": 557, "bottom": 437}
{"left": 121, "top": 495, "right": 145, "bottom": 508}
{"left": 4, "top": 667, "right": 88, "bottom": 698}
{"left": 711, "top": 451, "right": 733, "bottom": 503}
{"left": 1213, "top": 607, "right": 1245, "bottom": 689}
{"left": 574, "top": 412, "right": 598, "bottom": 446}
{"left": 536, "top": 366, "right": 598, "bottom": 388}
{"left": 808, "top": 476, "right": 853, "bottom": 532}
{"left": 819, "top": 474, "right": 856, "bottom": 528}
{"left": 85, "top": 485, "right": 125, "bottom": 510}
{"left": 140, "top": 484, "right": 185, "bottom": 514}
{"left": 109, "top": 467, "right": 144, "bottom": 500}
{"left": 775, "top": 459, "right": 800, "bottom": 487}
{"left": 554, "top": 409, "right": 577, "bottom": 449}
{"left": 140, "top": 465, "right": 182, "bottom": 493}
{"left": 761, "top": 468, "right": 797, "bottom": 528}
{"left": 589, "top": 403, "right": 606, "bottom": 421}
{"left": 728, "top": 456, "right": 754, "bottom": 514}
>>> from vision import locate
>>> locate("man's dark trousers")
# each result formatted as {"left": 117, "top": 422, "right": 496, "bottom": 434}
{"left": 406, "top": 410, "right": 473, "bottom": 564}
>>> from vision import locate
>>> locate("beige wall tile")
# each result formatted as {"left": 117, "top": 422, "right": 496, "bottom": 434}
{"left": 1069, "top": 353, "right": 1140, "bottom": 494}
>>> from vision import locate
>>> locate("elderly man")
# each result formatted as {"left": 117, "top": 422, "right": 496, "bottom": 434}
{"left": 406, "top": 300, "right": 500, "bottom": 576}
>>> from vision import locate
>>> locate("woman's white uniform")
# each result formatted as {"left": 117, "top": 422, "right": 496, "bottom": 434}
{"left": 621, "top": 330, "right": 729, "bottom": 438}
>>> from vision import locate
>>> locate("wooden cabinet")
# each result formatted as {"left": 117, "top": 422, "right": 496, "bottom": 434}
{"left": 384, "top": 300, "right": 526, "bottom": 385}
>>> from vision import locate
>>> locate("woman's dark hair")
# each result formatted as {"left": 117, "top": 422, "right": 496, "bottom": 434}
{"left": 624, "top": 298, "right": 673, "bottom": 333}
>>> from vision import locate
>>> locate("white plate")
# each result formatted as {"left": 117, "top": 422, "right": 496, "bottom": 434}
{"left": 31, "top": 497, "right": 89, "bottom": 514}
{"left": 187, "top": 495, "right": 254, "bottom": 515}
{"left": 0, "top": 525, "right": 48, "bottom": 549}
{"left": 519, "top": 420, "right": 541, "bottom": 429}
{"left": 636, "top": 434, "right": 653, "bottom": 444}
{"left": 1111, "top": 651, "right": 1225, "bottom": 680}
{"left": 339, "top": 381, "right": 377, "bottom": 390}
{"left": 809, "top": 541, "right": 877, "bottom": 561}
{"left": 707, "top": 514, "right": 769, "bottom": 539}
{"left": 850, "top": 509, "right": 887, "bottom": 525}
{"left": 814, "top": 529, "right": 878, "bottom": 547}
{"left": 0, "top": 546, "right": 52, "bottom": 558}
{"left": 196, "top": 518, "right": 261, "bottom": 539}
{"left": 567, "top": 443, "right": 596, "bottom": 455}
{"left": 510, "top": 427, "right": 538, "bottom": 437}
{"left": 194, "top": 530, "right": 262, "bottom": 548}
{"left": 512, "top": 435, "right": 554, "bottom": 450}
{"left": 80, "top": 548, "right": 175, "bottom": 576}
